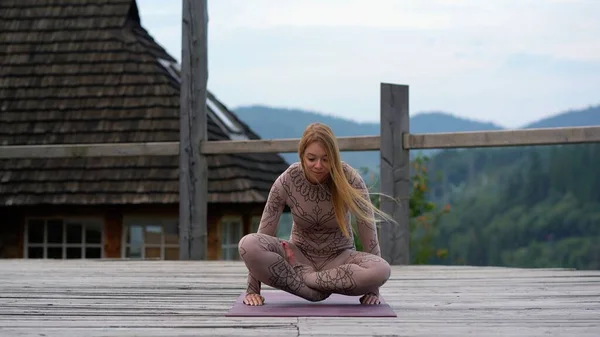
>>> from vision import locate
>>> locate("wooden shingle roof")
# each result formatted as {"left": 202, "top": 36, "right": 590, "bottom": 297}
{"left": 0, "top": 0, "right": 290, "bottom": 205}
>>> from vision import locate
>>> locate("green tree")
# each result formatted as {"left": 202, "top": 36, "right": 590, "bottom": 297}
{"left": 354, "top": 155, "right": 450, "bottom": 264}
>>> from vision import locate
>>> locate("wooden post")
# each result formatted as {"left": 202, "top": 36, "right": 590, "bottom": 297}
{"left": 179, "top": 0, "right": 208, "bottom": 260}
{"left": 379, "top": 83, "right": 410, "bottom": 265}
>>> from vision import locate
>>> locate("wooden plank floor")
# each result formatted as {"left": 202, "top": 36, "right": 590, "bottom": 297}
{"left": 0, "top": 260, "right": 599, "bottom": 336}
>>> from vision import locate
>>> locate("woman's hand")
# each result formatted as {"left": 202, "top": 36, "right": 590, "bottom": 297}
{"left": 359, "top": 292, "right": 380, "bottom": 305}
{"left": 243, "top": 293, "right": 265, "bottom": 306}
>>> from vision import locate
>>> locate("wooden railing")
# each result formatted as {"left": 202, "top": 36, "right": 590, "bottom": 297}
{"left": 2, "top": 0, "right": 600, "bottom": 264}
{"left": 2, "top": 84, "right": 600, "bottom": 265}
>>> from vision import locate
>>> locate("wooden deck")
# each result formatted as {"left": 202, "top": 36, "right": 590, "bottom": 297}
{"left": 0, "top": 260, "right": 599, "bottom": 336}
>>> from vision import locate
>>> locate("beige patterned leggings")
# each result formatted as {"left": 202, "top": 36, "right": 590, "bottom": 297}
{"left": 238, "top": 233, "right": 391, "bottom": 302}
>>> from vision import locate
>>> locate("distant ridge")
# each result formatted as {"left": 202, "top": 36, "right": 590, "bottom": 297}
{"left": 233, "top": 104, "right": 600, "bottom": 170}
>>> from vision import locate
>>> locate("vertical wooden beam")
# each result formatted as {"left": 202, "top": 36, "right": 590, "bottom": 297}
{"left": 179, "top": 0, "right": 208, "bottom": 260}
{"left": 379, "top": 83, "right": 410, "bottom": 265}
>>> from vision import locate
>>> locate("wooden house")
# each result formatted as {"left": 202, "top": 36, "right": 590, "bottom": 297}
{"left": 0, "top": 0, "right": 290, "bottom": 260}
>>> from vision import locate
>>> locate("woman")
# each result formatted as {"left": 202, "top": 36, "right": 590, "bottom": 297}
{"left": 238, "top": 122, "right": 394, "bottom": 306}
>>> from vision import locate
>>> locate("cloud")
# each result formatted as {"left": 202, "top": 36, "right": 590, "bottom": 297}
{"left": 208, "top": 0, "right": 599, "bottom": 61}
{"left": 135, "top": 0, "right": 600, "bottom": 128}
{"left": 209, "top": 0, "right": 505, "bottom": 30}
{"left": 137, "top": 0, "right": 600, "bottom": 64}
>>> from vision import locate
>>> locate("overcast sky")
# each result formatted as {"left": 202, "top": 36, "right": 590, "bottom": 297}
{"left": 136, "top": 0, "right": 599, "bottom": 128}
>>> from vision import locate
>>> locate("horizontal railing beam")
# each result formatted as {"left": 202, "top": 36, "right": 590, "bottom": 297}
{"left": 0, "top": 142, "right": 179, "bottom": 159}
{"left": 0, "top": 136, "right": 380, "bottom": 158}
{"left": 201, "top": 135, "right": 380, "bottom": 154}
{"left": 0, "top": 126, "right": 598, "bottom": 159}
{"left": 406, "top": 125, "right": 600, "bottom": 149}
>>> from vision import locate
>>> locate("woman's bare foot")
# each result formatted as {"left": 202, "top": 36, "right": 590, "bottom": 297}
{"left": 281, "top": 241, "right": 297, "bottom": 265}
{"left": 281, "top": 241, "right": 313, "bottom": 278}
{"left": 280, "top": 241, "right": 331, "bottom": 302}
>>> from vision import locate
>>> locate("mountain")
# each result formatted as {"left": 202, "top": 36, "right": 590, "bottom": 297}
{"left": 235, "top": 105, "right": 505, "bottom": 137}
{"left": 234, "top": 106, "right": 505, "bottom": 170}
{"left": 523, "top": 105, "right": 600, "bottom": 129}
{"left": 410, "top": 112, "right": 504, "bottom": 133}
{"left": 232, "top": 103, "right": 600, "bottom": 267}
{"left": 234, "top": 104, "right": 599, "bottom": 170}
{"left": 424, "top": 141, "right": 600, "bottom": 270}
{"left": 410, "top": 104, "right": 600, "bottom": 269}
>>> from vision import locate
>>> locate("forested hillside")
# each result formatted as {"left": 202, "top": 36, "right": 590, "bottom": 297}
{"left": 235, "top": 104, "right": 600, "bottom": 270}
{"left": 422, "top": 143, "right": 600, "bottom": 270}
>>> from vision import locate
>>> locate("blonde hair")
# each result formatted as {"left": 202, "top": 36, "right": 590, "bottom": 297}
{"left": 298, "top": 122, "right": 395, "bottom": 238}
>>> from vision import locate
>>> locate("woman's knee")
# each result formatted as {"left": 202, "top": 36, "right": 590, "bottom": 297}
{"left": 360, "top": 257, "right": 391, "bottom": 288}
{"left": 238, "top": 233, "right": 281, "bottom": 261}
{"left": 374, "top": 259, "right": 392, "bottom": 286}
{"left": 238, "top": 233, "right": 259, "bottom": 260}
{"left": 238, "top": 233, "right": 257, "bottom": 249}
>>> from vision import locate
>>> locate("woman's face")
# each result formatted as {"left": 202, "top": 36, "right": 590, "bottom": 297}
{"left": 303, "top": 141, "right": 330, "bottom": 183}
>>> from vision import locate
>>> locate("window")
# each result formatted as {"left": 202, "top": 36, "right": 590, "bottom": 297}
{"left": 220, "top": 216, "right": 243, "bottom": 260}
{"left": 206, "top": 97, "right": 242, "bottom": 133}
{"left": 206, "top": 97, "right": 249, "bottom": 140}
{"left": 122, "top": 217, "right": 179, "bottom": 260}
{"left": 157, "top": 58, "right": 181, "bottom": 83}
{"left": 24, "top": 218, "right": 103, "bottom": 259}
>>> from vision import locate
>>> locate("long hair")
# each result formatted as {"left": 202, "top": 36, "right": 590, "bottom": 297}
{"left": 298, "top": 123, "right": 395, "bottom": 238}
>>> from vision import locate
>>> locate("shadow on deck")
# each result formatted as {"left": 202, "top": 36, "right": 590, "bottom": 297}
{"left": 1, "top": 260, "right": 599, "bottom": 336}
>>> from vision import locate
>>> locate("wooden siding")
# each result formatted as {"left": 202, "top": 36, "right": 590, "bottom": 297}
{"left": 1, "top": 203, "right": 264, "bottom": 260}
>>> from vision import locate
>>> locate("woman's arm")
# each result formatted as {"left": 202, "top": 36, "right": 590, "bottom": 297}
{"left": 346, "top": 165, "right": 383, "bottom": 300}
{"left": 256, "top": 176, "right": 287, "bottom": 236}
{"left": 346, "top": 166, "right": 381, "bottom": 256}
{"left": 245, "top": 175, "right": 287, "bottom": 295}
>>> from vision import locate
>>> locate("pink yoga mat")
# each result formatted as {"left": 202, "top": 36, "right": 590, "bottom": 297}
{"left": 225, "top": 291, "right": 397, "bottom": 317}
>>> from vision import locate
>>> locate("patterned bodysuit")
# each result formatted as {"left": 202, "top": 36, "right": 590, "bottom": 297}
{"left": 238, "top": 162, "right": 391, "bottom": 301}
